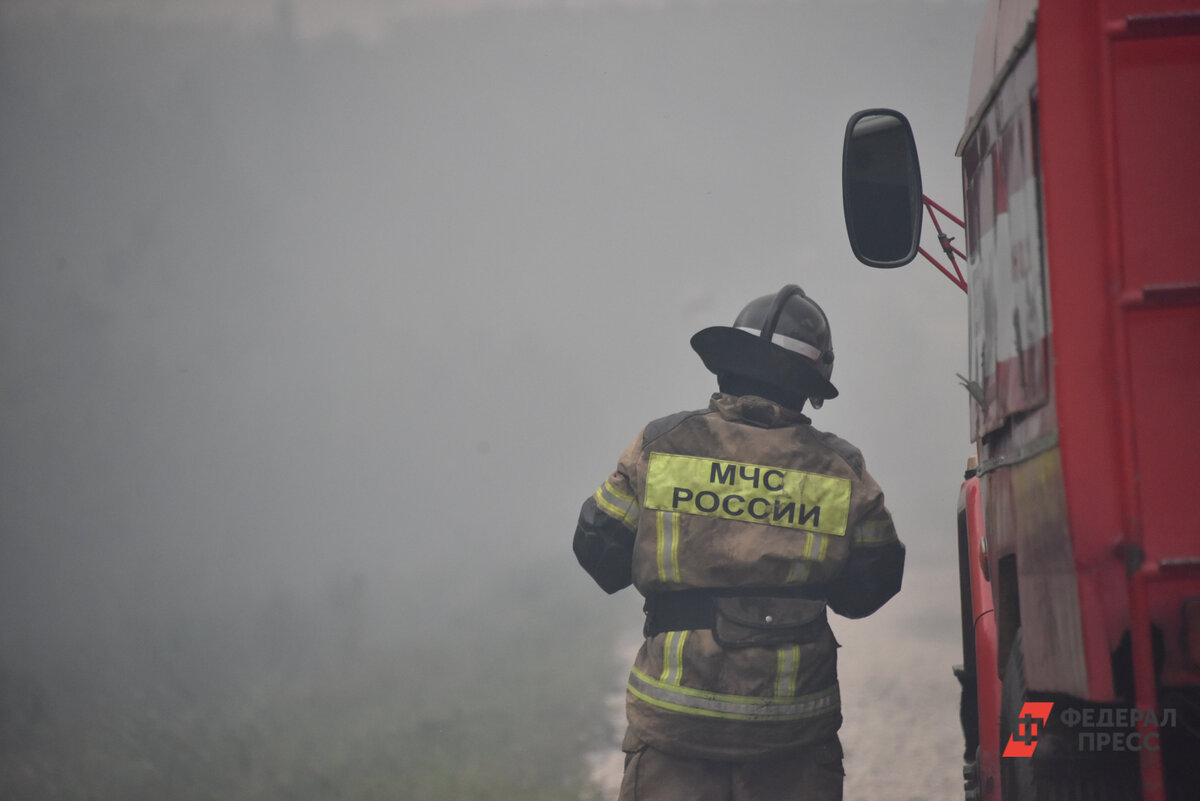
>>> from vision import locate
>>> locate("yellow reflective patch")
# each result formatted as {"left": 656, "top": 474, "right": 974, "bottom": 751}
{"left": 644, "top": 452, "right": 851, "bottom": 537}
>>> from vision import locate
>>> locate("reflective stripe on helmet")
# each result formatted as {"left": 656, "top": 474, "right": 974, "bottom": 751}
{"left": 594, "top": 479, "right": 639, "bottom": 531}
{"left": 735, "top": 326, "right": 823, "bottom": 361}
{"left": 628, "top": 667, "right": 840, "bottom": 722}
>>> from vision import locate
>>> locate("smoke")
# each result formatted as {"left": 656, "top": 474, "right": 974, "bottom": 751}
{"left": 0, "top": 2, "right": 982, "bottom": 795}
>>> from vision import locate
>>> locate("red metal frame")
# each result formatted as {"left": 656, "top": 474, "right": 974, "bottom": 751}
{"left": 917, "top": 195, "right": 967, "bottom": 293}
{"left": 961, "top": 475, "right": 1001, "bottom": 801}
{"left": 1096, "top": 10, "right": 1161, "bottom": 798}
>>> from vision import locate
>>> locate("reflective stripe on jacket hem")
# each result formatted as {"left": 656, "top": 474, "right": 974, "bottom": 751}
{"left": 627, "top": 667, "right": 839, "bottom": 722}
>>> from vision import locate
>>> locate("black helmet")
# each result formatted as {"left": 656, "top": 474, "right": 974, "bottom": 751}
{"left": 690, "top": 285, "right": 838, "bottom": 405}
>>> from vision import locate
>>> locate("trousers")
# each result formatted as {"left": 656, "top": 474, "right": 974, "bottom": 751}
{"left": 616, "top": 737, "right": 843, "bottom": 801}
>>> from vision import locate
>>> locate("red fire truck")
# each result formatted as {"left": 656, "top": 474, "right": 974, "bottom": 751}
{"left": 841, "top": 2, "right": 1200, "bottom": 800}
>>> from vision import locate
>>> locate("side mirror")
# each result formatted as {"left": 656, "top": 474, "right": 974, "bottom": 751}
{"left": 841, "top": 109, "right": 923, "bottom": 268}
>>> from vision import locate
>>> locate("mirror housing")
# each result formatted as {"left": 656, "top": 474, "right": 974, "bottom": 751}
{"left": 841, "top": 109, "right": 923, "bottom": 268}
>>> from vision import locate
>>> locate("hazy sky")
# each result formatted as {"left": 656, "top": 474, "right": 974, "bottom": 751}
{"left": 1, "top": 0, "right": 986, "bottom": 677}
{"left": 3, "top": 0, "right": 982, "bottom": 39}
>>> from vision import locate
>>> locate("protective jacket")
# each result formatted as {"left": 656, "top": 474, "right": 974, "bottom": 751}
{"left": 574, "top": 392, "right": 904, "bottom": 761}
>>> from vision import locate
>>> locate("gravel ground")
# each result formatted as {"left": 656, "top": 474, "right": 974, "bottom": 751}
{"left": 588, "top": 563, "right": 966, "bottom": 801}
{"left": 835, "top": 565, "right": 964, "bottom": 801}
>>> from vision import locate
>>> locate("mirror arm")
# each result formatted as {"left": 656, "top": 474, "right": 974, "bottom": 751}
{"left": 923, "top": 193, "right": 965, "bottom": 229}
{"left": 918, "top": 194, "right": 968, "bottom": 294}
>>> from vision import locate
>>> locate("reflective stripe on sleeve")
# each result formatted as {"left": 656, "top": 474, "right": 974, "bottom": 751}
{"left": 594, "top": 479, "right": 639, "bottom": 531}
{"left": 852, "top": 516, "right": 897, "bottom": 545}
{"left": 628, "top": 667, "right": 840, "bottom": 722}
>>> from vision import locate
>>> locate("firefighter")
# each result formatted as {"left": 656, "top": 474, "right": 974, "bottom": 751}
{"left": 574, "top": 285, "right": 905, "bottom": 801}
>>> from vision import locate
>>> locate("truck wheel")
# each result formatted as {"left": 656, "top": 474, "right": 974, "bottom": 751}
{"left": 999, "top": 629, "right": 1036, "bottom": 801}
{"left": 963, "top": 746, "right": 982, "bottom": 801}
{"left": 1000, "top": 628, "right": 1141, "bottom": 801}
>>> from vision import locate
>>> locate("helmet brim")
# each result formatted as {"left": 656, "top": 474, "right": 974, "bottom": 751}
{"left": 691, "top": 326, "right": 839, "bottom": 400}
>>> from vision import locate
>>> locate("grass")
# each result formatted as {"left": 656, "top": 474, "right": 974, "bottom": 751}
{"left": 0, "top": 563, "right": 635, "bottom": 801}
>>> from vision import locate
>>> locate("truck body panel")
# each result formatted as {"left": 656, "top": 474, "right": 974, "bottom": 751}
{"left": 958, "top": 2, "right": 1200, "bottom": 799}
{"left": 962, "top": 0, "right": 1200, "bottom": 703}
{"left": 841, "top": 4, "right": 1200, "bottom": 797}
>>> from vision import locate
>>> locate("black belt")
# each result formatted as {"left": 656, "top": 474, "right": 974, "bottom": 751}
{"left": 642, "top": 586, "right": 827, "bottom": 638}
